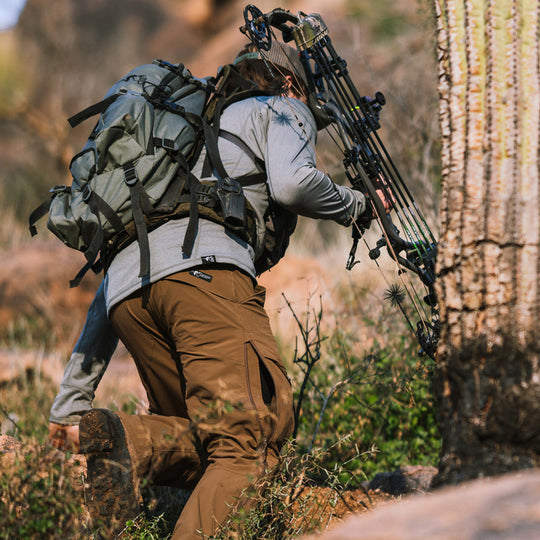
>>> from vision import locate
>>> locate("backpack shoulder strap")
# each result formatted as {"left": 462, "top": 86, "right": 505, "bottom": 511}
{"left": 218, "top": 129, "right": 265, "bottom": 172}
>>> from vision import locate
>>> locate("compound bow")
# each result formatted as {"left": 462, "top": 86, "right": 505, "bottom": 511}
{"left": 240, "top": 5, "right": 440, "bottom": 359}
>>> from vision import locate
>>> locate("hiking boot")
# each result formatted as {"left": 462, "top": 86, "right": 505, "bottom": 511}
{"left": 79, "top": 409, "right": 142, "bottom": 536}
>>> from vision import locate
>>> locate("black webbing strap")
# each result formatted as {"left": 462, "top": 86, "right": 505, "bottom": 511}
{"left": 148, "top": 70, "right": 179, "bottom": 100}
{"left": 155, "top": 173, "right": 188, "bottom": 213}
{"left": 181, "top": 172, "right": 203, "bottom": 256}
{"left": 123, "top": 164, "right": 154, "bottom": 278}
{"left": 80, "top": 189, "right": 121, "bottom": 285}
{"left": 201, "top": 129, "right": 266, "bottom": 186}
{"left": 217, "top": 129, "right": 267, "bottom": 185}
{"left": 69, "top": 259, "right": 102, "bottom": 289}
{"left": 80, "top": 186, "right": 118, "bottom": 280}
{"left": 84, "top": 190, "right": 125, "bottom": 235}
{"left": 218, "top": 129, "right": 265, "bottom": 171}
{"left": 151, "top": 137, "right": 194, "bottom": 216}
{"left": 28, "top": 199, "right": 53, "bottom": 236}
{"left": 153, "top": 137, "right": 177, "bottom": 153}
{"left": 83, "top": 201, "right": 104, "bottom": 266}
{"left": 29, "top": 185, "right": 73, "bottom": 236}
{"left": 236, "top": 172, "right": 267, "bottom": 186}
{"left": 201, "top": 152, "right": 212, "bottom": 179}
{"left": 153, "top": 137, "right": 191, "bottom": 171}
{"left": 77, "top": 188, "right": 123, "bottom": 278}
{"left": 202, "top": 120, "right": 229, "bottom": 180}
{"left": 67, "top": 94, "right": 120, "bottom": 128}
{"left": 201, "top": 120, "right": 248, "bottom": 230}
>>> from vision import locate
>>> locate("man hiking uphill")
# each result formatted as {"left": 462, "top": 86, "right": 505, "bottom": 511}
{"left": 47, "top": 40, "right": 390, "bottom": 538}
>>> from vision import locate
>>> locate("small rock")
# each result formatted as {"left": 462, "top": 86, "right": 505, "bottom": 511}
{"left": 1, "top": 412, "right": 19, "bottom": 436}
{"left": 366, "top": 465, "right": 438, "bottom": 495}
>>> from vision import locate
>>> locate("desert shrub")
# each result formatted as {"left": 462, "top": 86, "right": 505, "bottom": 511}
{"left": 0, "top": 370, "right": 58, "bottom": 441}
{"left": 298, "top": 341, "right": 439, "bottom": 479}
{"left": 0, "top": 443, "right": 86, "bottom": 539}
{"left": 0, "top": 374, "right": 86, "bottom": 538}
{"left": 289, "top": 291, "right": 440, "bottom": 480}
{"left": 122, "top": 512, "right": 172, "bottom": 539}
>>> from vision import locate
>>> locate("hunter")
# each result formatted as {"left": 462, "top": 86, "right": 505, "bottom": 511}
{"left": 48, "top": 41, "right": 388, "bottom": 538}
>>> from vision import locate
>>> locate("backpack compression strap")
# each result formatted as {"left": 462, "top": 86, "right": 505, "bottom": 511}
{"left": 67, "top": 95, "right": 120, "bottom": 128}
{"left": 127, "top": 136, "right": 194, "bottom": 277}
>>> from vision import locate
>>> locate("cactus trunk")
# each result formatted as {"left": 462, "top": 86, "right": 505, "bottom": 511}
{"left": 433, "top": 0, "right": 540, "bottom": 484}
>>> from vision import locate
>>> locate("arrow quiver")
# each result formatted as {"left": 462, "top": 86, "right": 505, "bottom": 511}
{"left": 240, "top": 5, "right": 440, "bottom": 359}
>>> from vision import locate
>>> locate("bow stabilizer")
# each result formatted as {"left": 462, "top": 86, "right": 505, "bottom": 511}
{"left": 240, "top": 5, "right": 440, "bottom": 359}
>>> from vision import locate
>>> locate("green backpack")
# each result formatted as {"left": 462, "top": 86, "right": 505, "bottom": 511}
{"left": 29, "top": 60, "right": 296, "bottom": 285}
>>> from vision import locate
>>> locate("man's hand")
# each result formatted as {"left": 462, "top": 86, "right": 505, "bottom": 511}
{"left": 49, "top": 422, "right": 80, "bottom": 453}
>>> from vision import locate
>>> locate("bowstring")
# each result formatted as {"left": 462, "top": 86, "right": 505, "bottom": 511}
{"left": 290, "top": 95, "right": 433, "bottom": 335}
{"left": 312, "top": 45, "right": 433, "bottom": 261}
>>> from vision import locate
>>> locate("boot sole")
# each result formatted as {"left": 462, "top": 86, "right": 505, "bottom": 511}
{"left": 80, "top": 409, "right": 141, "bottom": 536}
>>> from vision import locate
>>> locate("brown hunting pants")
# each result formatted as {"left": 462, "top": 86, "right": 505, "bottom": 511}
{"left": 109, "top": 267, "right": 294, "bottom": 539}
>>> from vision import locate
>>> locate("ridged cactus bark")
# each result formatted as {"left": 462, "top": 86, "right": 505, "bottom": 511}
{"left": 433, "top": 0, "right": 540, "bottom": 484}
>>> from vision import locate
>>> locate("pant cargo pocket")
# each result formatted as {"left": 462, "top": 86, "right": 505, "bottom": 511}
{"left": 244, "top": 340, "right": 294, "bottom": 446}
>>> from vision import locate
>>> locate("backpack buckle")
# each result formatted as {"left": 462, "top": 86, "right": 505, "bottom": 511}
{"left": 49, "top": 184, "right": 70, "bottom": 195}
{"left": 153, "top": 137, "right": 178, "bottom": 154}
{"left": 218, "top": 177, "right": 242, "bottom": 195}
{"left": 82, "top": 184, "right": 92, "bottom": 202}
{"left": 161, "top": 138, "right": 177, "bottom": 152}
{"left": 123, "top": 164, "right": 138, "bottom": 186}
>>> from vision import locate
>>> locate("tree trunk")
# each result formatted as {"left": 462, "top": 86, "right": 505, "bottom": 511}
{"left": 432, "top": 0, "right": 540, "bottom": 484}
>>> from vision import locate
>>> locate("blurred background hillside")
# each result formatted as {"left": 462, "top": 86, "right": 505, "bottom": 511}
{"left": 0, "top": 0, "right": 440, "bottom": 387}
{"left": 0, "top": 0, "right": 439, "bottom": 233}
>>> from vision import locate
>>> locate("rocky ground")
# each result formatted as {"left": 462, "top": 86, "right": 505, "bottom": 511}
{"left": 0, "top": 432, "right": 432, "bottom": 535}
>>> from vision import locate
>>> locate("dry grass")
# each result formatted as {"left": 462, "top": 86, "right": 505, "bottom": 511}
{"left": 0, "top": 441, "right": 88, "bottom": 539}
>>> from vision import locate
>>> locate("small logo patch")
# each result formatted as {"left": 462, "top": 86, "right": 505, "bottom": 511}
{"left": 190, "top": 269, "right": 212, "bottom": 282}
{"left": 201, "top": 255, "right": 216, "bottom": 264}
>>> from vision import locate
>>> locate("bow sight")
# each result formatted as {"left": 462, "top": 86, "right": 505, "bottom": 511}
{"left": 240, "top": 5, "right": 440, "bottom": 359}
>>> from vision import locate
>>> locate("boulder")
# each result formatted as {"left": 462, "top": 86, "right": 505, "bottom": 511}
{"left": 301, "top": 469, "right": 540, "bottom": 540}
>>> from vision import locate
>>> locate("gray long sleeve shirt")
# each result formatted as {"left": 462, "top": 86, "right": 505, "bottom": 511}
{"left": 49, "top": 280, "right": 118, "bottom": 424}
{"left": 50, "top": 94, "right": 365, "bottom": 424}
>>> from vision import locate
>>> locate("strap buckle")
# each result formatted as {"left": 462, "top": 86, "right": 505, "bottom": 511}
{"left": 161, "top": 138, "right": 177, "bottom": 152}
{"left": 153, "top": 137, "right": 178, "bottom": 154}
{"left": 123, "top": 164, "right": 138, "bottom": 186}
{"left": 82, "top": 184, "right": 92, "bottom": 202}
{"left": 49, "top": 184, "right": 70, "bottom": 195}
